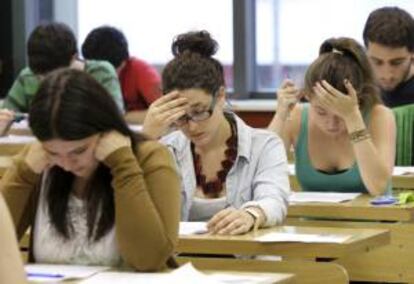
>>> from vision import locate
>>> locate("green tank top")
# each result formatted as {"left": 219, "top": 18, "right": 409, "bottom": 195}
{"left": 295, "top": 104, "right": 369, "bottom": 193}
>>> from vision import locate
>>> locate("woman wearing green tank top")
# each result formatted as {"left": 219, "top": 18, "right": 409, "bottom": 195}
{"left": 268, "top": 37, "right": 396, "bottom": 195}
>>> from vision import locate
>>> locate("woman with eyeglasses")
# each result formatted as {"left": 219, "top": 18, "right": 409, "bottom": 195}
{"left": 143, "top": 30, "right": 290, "bottom": 235}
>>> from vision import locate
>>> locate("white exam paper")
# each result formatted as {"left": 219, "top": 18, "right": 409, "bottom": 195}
{"left": 179, "top": 221, "right": 208, "bottom": 235}
{"left": 289, "top": 192, "right": 361, "bottom": 203}
{"left": 256, "top": 232, "right": 352, "bottom": 243}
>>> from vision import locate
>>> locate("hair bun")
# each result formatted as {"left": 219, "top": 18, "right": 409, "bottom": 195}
{"left": 172, "top": 30, "right": 218, "bottom": 57}
{"left": 319, "top": 39, "right": 340, "bottom": 54}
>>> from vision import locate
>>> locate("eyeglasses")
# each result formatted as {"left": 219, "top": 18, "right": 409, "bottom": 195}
{"left": 174, "top": 94, "right": 217, "bottom": 127}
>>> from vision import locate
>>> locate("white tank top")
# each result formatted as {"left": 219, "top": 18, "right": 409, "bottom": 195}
{"left": 33, "top": 176, "right": 122, "bottom": 266}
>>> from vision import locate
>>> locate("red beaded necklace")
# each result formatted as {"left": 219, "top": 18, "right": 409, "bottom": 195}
{"left": 191, "top": 115, "right": 238, "bottom": 198}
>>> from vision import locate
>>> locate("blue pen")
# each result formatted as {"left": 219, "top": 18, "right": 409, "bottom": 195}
{"left": 370, "top": 196, "right": 397, "bottom": 205}
{"left": 27, "top": 272, "right": 65, "bottom": 278}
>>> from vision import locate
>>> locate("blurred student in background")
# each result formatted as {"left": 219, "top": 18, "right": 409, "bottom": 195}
{"left": 268, "top": 37, "right": 395, "bottom": 195}
{"left": 82, "top": 26, "right": 162, "bottom": 123}
{"left": 0, "top": 22, "right": 124, "bottom": 135}
{"left": 363, "top": 6, "right": 414, "bottom": 107}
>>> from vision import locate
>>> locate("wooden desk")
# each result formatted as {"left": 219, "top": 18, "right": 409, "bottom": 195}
{"left": 177, "top": 225, "right": 389, "bottom": 259}
{"left": 286, "top": 194, "right": 414, "bottom": 282}
{"left": 0, "top": 156, "right": 13, "bottom": 176}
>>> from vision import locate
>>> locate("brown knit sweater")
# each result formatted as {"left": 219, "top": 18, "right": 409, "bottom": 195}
{"left": 0, "top": 141, "right": 181, "bottom": 271}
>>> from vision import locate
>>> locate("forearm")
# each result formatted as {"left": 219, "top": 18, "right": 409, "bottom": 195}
{"left": 268, "top": 107, "right": 289, "bottom": 136}
{"left": 124, "top": 110, "right": 148, "bottom": 124}
{"left": 105, "top": 145, "right": 180, "bottom": 271}
{"left": 344, "top": 111, "right": 391, "bottom": 195}
{"left": 1, "top": 147, "right": 40, "bottom": 234}
{"left": 268, "top": 107, "right": 293, "bottom": 156}
{"left": 242, "top": 137, "right": 290, "bottom": 226}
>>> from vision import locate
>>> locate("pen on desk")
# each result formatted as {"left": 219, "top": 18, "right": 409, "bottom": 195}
{"left": 26, "top": 272, "right": 65, "bottom": 278}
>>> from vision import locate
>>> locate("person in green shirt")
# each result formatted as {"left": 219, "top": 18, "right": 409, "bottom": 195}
{"left": 0, "top": 22, "right": 124, "bottom": 134}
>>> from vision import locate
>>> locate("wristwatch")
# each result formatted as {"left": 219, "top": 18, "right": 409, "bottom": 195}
{"left": 244, "top": 207, "right": 261, "bottom": 231}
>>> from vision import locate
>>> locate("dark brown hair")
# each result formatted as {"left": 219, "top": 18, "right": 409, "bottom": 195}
{"left": 162, "top": 30, "right": 224, "bottom": 95}
{"left": 304, "top": 37, "right": 381, "bottom": 114}
{"left": 29, "top": 68, "right": 145, "bottom": 241}
{"left": 28, "top": 22, "right": 78, "bottom": 74}
{"left": 363, "top": 6, "right": 414, "bottom": 52}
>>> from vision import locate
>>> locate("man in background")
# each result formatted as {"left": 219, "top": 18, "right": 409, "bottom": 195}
{"left": 82, "top": 26, "right": 161, "bottom": 123}
{"left": 363, "top": 6, "right": 414, "bottom": 108}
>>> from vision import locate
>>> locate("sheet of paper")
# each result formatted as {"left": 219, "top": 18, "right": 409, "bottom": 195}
{"left": 393, "top": 166, "right": 414, "bottom": 176}
{"left": 26, "top": 264, "right": 109, "bottom": 282}
{"left": 81, "top": 263, "right": 274, "bottom": 284}
{"left": 80, "top": 271, "right": 170, "bottom": 284}
{"left": 289, "top": 192, "right": 361, "bottom": 203}
{"left": 179, "top": 221, "right": 208, "bottom": 235}
{"left": 11, "top": 119, "right": 29, "bottom": 129}
{"left": 256, "top": 232, "right": 352, "bottom": 243}
{"left": 288, "top": 164, "right": 295, "bottom": 175}
{"left": 81, "top": 263, "right": 222, "bottom": 284}
{"left": 0, "top": 134, "right": 35, "bottom": 144}
{"left": 209, "top": 273, "right": 275, "bottom": 284}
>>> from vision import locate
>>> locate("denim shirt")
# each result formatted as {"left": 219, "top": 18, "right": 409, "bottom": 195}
{"left": 161, "top": 113, "right": 290, "bottom": 226}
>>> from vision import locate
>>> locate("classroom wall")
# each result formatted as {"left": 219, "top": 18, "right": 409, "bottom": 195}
{"left": 0, "top": 0, "right": 54, "bottom": 98}
{"left": 0, "top": 0, "right": 13, "bottom": 98}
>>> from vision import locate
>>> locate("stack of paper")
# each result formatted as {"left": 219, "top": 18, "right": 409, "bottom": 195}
{"left": 0, "top": 134, "right": 35, "bottom": 144}
{"left": 256, "top": 232, "right": 352, "bottom": 243}
{"left": 289, "top": 192, "right": 361, "bottom": 203}
{"left": 81, "top": 263, "right": 274, "bottom": 284}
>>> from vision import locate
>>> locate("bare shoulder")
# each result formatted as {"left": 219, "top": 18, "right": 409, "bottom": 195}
{"left": 370, "top": 104, "right": 395, "bottom": 123}
{"left": 368, "top": 104, "right": 396, "bottom": 133}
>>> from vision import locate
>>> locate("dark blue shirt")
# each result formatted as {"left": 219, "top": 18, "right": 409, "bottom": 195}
{"left": 382, "top": 75, "right": 414, "bottom": 108}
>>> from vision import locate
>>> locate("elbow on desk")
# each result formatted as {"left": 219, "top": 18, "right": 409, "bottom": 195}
{"left": 121, "top": 238, "right": 176, "bottom": 272}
